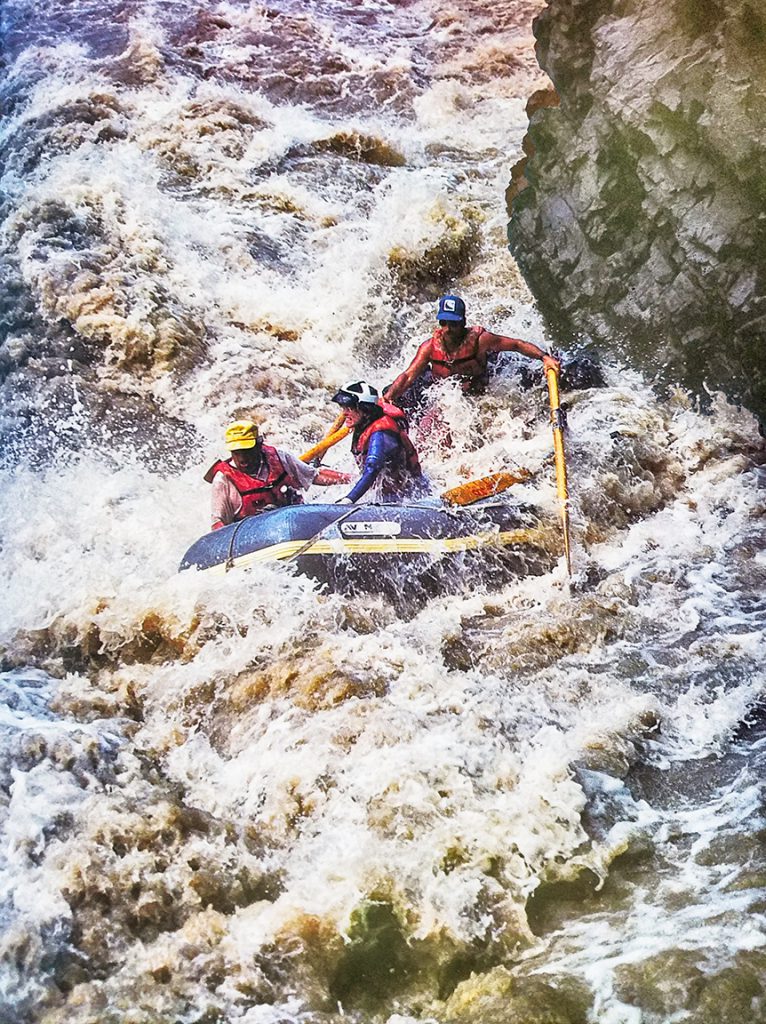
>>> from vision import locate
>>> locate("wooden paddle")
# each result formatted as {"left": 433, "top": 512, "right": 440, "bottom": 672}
{"left": 300, "top": 426, "right": 351, "bottom": 464}
{"left": 441, "top": 469, "right": 532, "bottom": 506}
{"left": 300, "top": 411, "right": 349, "bottom": 464}
{"left": 546, "top": 366, "right": 572, "bottom": 575}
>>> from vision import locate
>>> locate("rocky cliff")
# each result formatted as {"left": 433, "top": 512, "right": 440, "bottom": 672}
{"left": 508, "top": 0, "right": 766, "bottom": 424}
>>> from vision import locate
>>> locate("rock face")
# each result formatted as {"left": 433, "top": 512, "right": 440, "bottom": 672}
{"left": 508, "top": 0, "right": 766, "bottom": 423}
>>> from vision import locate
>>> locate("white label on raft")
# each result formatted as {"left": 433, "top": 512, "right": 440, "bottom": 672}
{"left": 340, "top": 521, "right": 402, "bottom": 537}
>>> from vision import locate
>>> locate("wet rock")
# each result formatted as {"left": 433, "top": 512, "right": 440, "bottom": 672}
{"left": 224, "top": 651, "right": 391, "bottom": 718}
{"left": 442, "top": 632, "right": 476, "bottom": 672}
{"left": 613, "top": 948, "right": 706, "bottom": 1015}
{"left": 509, "top": 0, "right": 766, "bottom": 423}
{"left": 559, "top": 354, "right": 606, "bottom": 390}
{"left": 336, "top": 598, "right": 398, "bottom": 635}
{"left": 13, "top": 605, "right": 203, "bottom": 676}
{"left": 693, "top": 827, "right": 766, "bottom": 868}
{"left": 387, "top": 203, "right": 484, "bottom": 300}
{"left": 313, "top": 131, "right": 406, "bottom": 167}
{"left": 329, "top": 901, "right": 414, "bottom": 1009}
{"left": 442, "top": 965, "right": 592, "bottom": 1024}
{"left": 525, "top": 870, "right": 602, "bottom": 936}
{"left": 687, "top": 964, "right": 766, "bottom": 1024}
{"left": 724, "top": 869, "right": 766, "bottom": 893}
{"left": 515, "top": 353, "right": 606, "bottom": 392}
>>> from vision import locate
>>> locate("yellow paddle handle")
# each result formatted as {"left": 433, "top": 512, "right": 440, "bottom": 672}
{"left": 546, "top": 367, "right": 569, "bottom": 500}
{"left": 546, "top": 367, "right": 572, "bottom": 574}
{"left": 441, "top": 470, "right": 531, "bottom": 506}
{"left": 300, "top": 426, "right": 351, "bottom": 464}
{"left": 546, "top": 365, "right": 561, "bottom": 408}
{"left": 551, "top": 429, "right": 569, "bottom": 502}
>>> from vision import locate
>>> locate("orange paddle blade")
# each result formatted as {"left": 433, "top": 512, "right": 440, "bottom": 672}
{"left": 441, "top": 469, "right": 531, "bottom": 507}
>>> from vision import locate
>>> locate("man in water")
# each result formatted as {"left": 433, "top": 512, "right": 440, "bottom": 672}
{"left": 383, "top": 294, "right": 561, "bottom": 409}
{"left": 206, "top": 420, "right": 351, "bottom": 530}
{"left": 331, "top": 380, "right": 428, "bottom": 504}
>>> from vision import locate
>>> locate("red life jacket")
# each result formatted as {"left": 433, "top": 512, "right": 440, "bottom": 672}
{"left": 428, "top": 325, "right": 489, "bottom": 391}
{"left": 206, "top": 445, "right": 303, "bottom": 519}
{"left": 352, "top": 403, "right": 422, "bottom": 477}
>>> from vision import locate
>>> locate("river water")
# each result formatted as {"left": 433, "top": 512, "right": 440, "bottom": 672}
{"left": 1, "top": 1, "right": 765, "bottom": 1022}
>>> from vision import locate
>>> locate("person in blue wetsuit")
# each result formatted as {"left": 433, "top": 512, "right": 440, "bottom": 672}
{"left": 331, "top": 380, "right": 429, "bottom": 504}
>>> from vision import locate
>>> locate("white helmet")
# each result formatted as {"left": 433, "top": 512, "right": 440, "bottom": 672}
{"left": 332, "top": 380, "right": 380, "bottom": 408}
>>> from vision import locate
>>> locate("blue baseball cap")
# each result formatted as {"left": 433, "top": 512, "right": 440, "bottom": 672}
{"left": 437, "top": 294, "right": 466, "bottom": 322}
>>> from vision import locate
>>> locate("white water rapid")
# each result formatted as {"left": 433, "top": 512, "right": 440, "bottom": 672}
{"left": 1, "top": 2, "right": 765, "bottom": 1023}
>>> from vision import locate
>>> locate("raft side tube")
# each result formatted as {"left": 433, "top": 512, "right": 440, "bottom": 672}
{"left": 179, "top": 501, "right": 544, "bottom": 575}
{"left": 179, "top": 504, "right": 349, "bottom": 571}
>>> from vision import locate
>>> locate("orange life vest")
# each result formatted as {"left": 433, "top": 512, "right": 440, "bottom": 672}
{"left": 428, "top": 325, "right": 489, "bottom": 391}
{"left": 207, "top": 445, "right": 303, "bottom": 518}
{"left": 352, "top": 403, "right": 422, "bottom": 478}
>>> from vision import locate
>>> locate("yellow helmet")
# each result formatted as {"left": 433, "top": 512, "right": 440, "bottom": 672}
{"left": 225, "top": 420, "right": 259, "bottom": 451}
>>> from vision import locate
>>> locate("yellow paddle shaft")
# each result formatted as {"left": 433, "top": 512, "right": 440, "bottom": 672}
{"left": 300, "top": 425, "right": 351, "bottom": 463}
{"left": 546, "top": 367, "right": 572, "bottom": 575}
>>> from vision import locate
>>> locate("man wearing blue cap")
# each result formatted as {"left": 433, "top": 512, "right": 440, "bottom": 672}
{"left": 384, "top": 294, "right": 560, "bottom": 407}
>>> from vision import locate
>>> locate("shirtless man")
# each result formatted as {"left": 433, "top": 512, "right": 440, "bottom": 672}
{"left": 384, "top": 294, "right": 560, "bottom": 407}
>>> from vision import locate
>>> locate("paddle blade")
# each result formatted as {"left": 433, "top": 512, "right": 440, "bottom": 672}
{"left": 441, "top": 470, "right": 531, "bottom": 507}
{"left": 300, "top": 426, "right": 351, "bottom": 463}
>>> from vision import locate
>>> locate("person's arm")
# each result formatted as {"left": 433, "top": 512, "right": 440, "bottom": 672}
{"left": 278, "top": 449, "right": 351, "bottom": 489}
{"left": 314, "top": 468, "right": 352, "bottom": 486}
{"left": 383, "top": 340, "right": 433, "bottom": 403}
{"left": 343, "top": 431, "right": 399, "bottom": 503}
{"left": 480, "top": 330, "right": 561, "bottom": 373}
{"left": 211, "top": 473, "right": 241, "bottom": 530}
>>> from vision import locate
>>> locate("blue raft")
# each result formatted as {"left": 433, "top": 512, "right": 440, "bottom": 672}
{"left": 180, "top": 500, "right": 554, "bottom": 593}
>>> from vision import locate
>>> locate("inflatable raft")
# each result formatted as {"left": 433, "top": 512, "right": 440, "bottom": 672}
{"left": 180, "top": 500, "right": 555, "bottom": 593}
